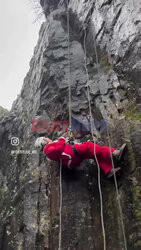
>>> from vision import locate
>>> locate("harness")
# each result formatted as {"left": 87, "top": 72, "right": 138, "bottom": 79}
{"left": 72, "top": 146, "right": 79, "bottom": 157}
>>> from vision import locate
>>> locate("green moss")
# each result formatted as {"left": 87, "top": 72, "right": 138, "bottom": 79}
{"left": 134, "top": 185, "right": 141, "bottom": 222}
{"left": 99, "top": 54, "right": 113, "bottom": 72}
{"left": 99, "top": 54, "right": 109, "bottom": 66}
{"left": 90, "top": 50, "right": 96, "bottom": 58}
{"left": 39, "top": 229, "right": 45, "bottom": 237}
{"left": 17, "top": 241, "right": 23, "bottom": 250}
{"left": 0, "top": 106, "right": 9, "bottom": 119}
{"left": 20, "top": 115, "right": 26, "bottom": 121}
{"left": 44, "top": 195, "right": 48, "bottom": 201}
{"left": 124, "top": 107, "right": 141, "bottom": 121}
{"left": 32, "top": 168, "right": 40, "bottom": 180}
{"left": 0, "top": 187, "right": 7, "bottom": 198}
{"left": 135, "top": 240, "right": 141, "bottom": 247}
{"left": 122, "top": 90, "right": 127, "bottom": 96}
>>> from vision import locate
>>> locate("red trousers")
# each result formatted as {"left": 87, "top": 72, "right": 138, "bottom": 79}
{"left": 44, "top": 138, "right": 115, "bottom": 175}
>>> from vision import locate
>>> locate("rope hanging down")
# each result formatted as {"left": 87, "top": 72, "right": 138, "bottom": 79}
{"left": 67, "top": 0, "right": 72, "bottom": 134}
{"left": 91, "top": 23, "right": 127, "bottom": 250}
{"left": 59, "top": 1, "right": 126, "bottom": 250}
{"left": 58, "top": 159, "right": 62, "bottom": 250}
{"left": 58, "top": 2, "right": 72, "bottom": 249}
{"left": 83, "top": 25, "right": 106, "bottom": 250}
{"left": 107, "top": 130, "right": 127, "bottom": 250}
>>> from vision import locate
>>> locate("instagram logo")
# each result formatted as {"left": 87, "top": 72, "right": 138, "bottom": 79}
{"left": 11, "top": 137, "right": 19, "bottom": 146}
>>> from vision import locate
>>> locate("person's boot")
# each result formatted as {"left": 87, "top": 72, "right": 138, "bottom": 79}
{"left": 112, "top": 143, "right": 127, "bottom": 161}
{"left": 107, "top": 167, "right": 121, "bottom": 178}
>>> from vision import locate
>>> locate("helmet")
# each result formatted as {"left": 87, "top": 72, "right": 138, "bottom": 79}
{"left": 35, "top": 137, "right": 46, "bottom": 150}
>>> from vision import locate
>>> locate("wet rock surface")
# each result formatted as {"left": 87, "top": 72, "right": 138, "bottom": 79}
{"left": 0, "top": 0, "right": 141, "bottom": 249}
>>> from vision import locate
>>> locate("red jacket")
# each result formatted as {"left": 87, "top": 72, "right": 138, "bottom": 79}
{"left": 44, "top": 137, "right": 82, "bottom": 169}
{"left": 43, "top": 137, "right": 115, "bottom": 174}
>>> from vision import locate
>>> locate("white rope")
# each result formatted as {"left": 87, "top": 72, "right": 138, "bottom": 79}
{"left": 58, "top": 159, "right": 62, "bottom": 250}
{"left": 91, "top": 23, "right": 127, "bottom": 250}
{"left": 67, "top": 0, "right": 72, "bottom": 130}
{"left": 83, "top": 25, "right": 106, "bottom": 250}
{"left": 58, "top": 2, "right": 72, "bottom": 249}
{"left": 106, "top": 130, "right": 128, "bottom": 250}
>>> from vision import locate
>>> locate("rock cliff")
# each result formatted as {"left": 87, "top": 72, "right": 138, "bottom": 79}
{"left": 0, "top": 0, "right": 141, "bottom": 249}
{"left": 0, "top": 107, "right": 9, "bottom": 119}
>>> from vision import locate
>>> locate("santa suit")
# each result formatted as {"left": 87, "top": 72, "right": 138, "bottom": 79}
{"left": 44, "top": 137, "right": 115, "bottom": 175}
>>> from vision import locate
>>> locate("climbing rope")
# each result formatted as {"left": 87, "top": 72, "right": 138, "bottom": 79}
{"left": 106, "top": 130, "right": 128, "bottom": 250}
{"left": 67, "top": 0, "right": 72, "bottom": 135}
{"left": 58, "top": 2, "right": 72, "bottom": 249}
{"left": 83, "top": 25, "right": 106, "bottom": 250}
{"left": 91, "top": 22, "right": 127, "bottom": 250}
{"left": 58, "top": 159, "right": 62, "bottom": 250}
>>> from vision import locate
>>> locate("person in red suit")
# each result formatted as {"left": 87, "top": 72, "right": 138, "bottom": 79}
{"left": 35, "top": 136, "right": 126, "bottom": 178}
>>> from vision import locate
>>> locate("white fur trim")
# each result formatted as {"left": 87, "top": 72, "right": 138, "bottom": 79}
{"left": 61, "top": 152, "right": 72, "bottom": 169}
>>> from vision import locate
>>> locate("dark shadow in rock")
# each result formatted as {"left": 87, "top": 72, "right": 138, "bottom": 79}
{"left": 62, "top": 167, "right": 84, "bottom": 182}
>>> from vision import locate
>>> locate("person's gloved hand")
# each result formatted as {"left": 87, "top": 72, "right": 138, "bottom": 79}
{"left": 62, "top": 133, "right": 69, "bottom": 138}
{"left": 43, "top": 137, "right": 53, "bottom": 144}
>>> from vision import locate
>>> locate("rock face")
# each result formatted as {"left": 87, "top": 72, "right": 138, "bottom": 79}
{"left": 0, "top": 0, "right": 141, "bottom": 249}
{"left": 0, "top": 106, "right": 9, "bottom": 119}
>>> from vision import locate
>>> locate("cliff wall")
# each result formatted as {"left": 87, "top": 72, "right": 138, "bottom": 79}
{"left": 0, "top": 0, "right": 141, "bottom": 249}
